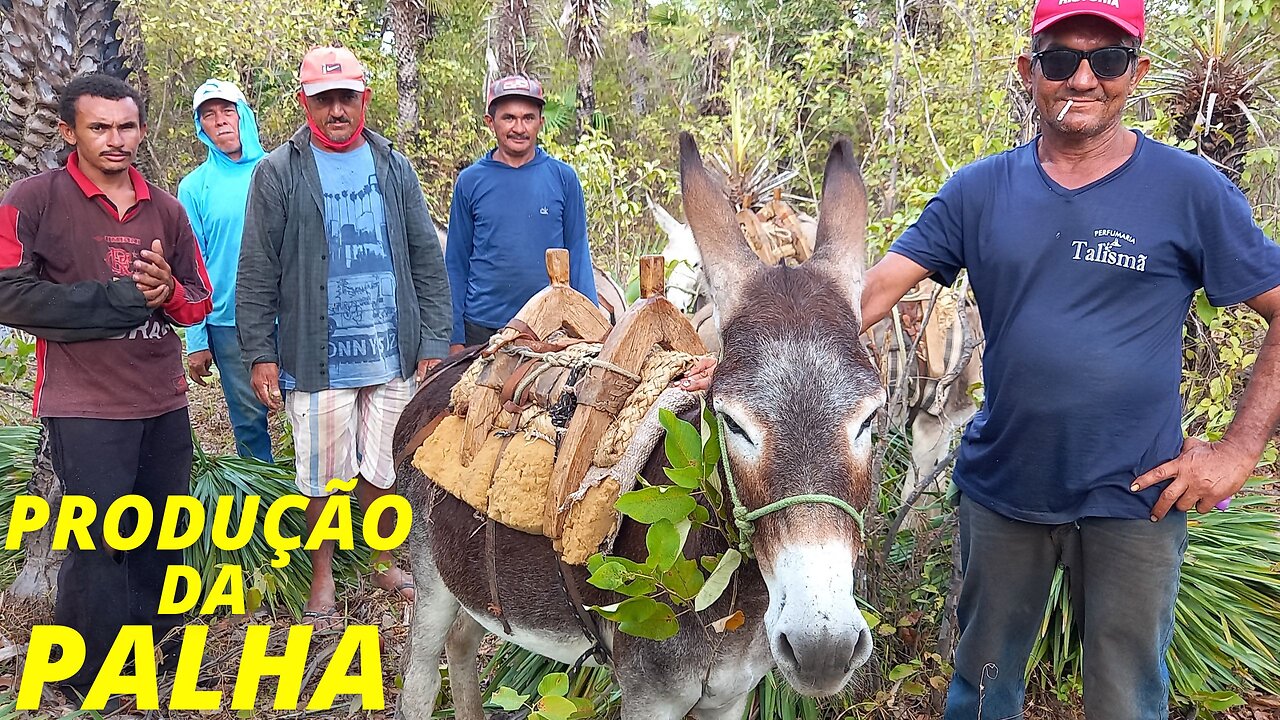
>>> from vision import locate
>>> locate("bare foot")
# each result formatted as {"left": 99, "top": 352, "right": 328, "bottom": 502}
{"left": 372, "top": 560, "right": 416, "bottom": 602}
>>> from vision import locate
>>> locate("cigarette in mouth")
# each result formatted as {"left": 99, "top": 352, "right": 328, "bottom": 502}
{"left": 1057, "top": 100, "right": 1074, "bottom": 122}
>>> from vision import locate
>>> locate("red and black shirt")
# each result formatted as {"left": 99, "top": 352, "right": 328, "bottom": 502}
{"left": 0, "top": 153, "right": 213, "bottom": 419}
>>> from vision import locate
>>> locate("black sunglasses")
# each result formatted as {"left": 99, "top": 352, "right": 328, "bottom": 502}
{"left": 1032, "top": 46, "right": 1137, "bottom": 81}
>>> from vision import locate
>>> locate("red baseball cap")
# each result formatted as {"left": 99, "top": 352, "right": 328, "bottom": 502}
{"left": 298, "top": 47, "right": 367, "bottom": 96}
{"left": 1032, "top": 0, "right": 1145, "bottom": 39}
{"left": 486, "top": 75, "right": 545, "bottom": 112}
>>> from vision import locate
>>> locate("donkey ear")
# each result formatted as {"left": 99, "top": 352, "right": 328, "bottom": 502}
{"left": 806, "top": 136, "right": 868, "bottom": 325}
{"left": 679, "top": 132, "right": 758, "bottom": 327}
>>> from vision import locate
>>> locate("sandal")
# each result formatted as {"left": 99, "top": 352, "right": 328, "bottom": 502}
{"left": 301, "top": 605, "right": 345, "bottom": 634}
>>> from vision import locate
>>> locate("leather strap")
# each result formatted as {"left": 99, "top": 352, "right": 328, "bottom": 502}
{"left": 482, "top": 411, "right": 526, "bottom": 636}
{"left": 393, "top": 345, "right": 486, "bottom": 467}
{"left": 500, "top": 358, "right": 541, "bottom": 407}
{"left": 556, "top": 556, "right": 611, "bottom": 670}
{"left": 394, "top": 408, "right": 450, "bottom": 468}
{"left": 485, "top": 517, "right": 512, "bottom": 635}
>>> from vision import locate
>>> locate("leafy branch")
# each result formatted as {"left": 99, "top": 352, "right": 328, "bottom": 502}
{"left": 585, "top": 404, "right": 745, "bottom": 641}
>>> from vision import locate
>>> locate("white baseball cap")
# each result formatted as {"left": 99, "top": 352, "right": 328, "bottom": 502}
{"left": 192, "top": 79, "right": 247, "bottom": 112}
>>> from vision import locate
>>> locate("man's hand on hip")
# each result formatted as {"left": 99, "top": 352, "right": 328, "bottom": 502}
{"left": 187, "top": 350, "right": 214, "bottom": 387}
{"left": 251, "top": 362, "right": 284, "bottom": 411}
{"left": 416, "top": 358, "right": 442, "bottom": 383}
{"left": 1131, "top": 436, "right": 1257, "bottom": 521}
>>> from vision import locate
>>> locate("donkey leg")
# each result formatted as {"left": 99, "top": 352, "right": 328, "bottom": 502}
{"left": 902, "top": 410, "right": 949, "bottom": 529}
{"left": 444, "top": 611, "right": 487, "bottom": 720}
{"left": 398, "top": 550, "right": 459, "bottom": 720}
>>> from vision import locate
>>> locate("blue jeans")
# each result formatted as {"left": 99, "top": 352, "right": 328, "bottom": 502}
{"left": 206, "top": 324, "right": 273, "bottom": 462}
{"left": 945, "top": 495, "right": 1186, "bottom": 720}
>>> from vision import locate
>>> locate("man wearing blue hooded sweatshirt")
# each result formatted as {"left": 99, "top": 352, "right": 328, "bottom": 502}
{"left": 446, "top": 75, "right": 597, "bottom": 351}
{"left": 177, "top": 79, "right": 273, "bottom": 461}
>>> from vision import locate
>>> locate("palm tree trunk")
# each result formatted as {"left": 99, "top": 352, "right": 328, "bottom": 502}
{"left": 390, "top": 0, "right": 426, "bottom": 143}
{"left": 575, "top": 57, "right": 594, "bottom": 135}
{"left": 0, "top": 0, "right": 128, "bottom": 601}
{"left": 0, "top": 0, "right": 128, "bottom": 174}
{"left": 492, "top": 0, "right": 535, "bottom": 76}
{"left": 627, "top": 0, "right": 648, "bottom": 115}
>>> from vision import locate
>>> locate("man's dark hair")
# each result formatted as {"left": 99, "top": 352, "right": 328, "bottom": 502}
{"left": 58, "top": 73, "right": 147, "bottom": 127}
{"left": 486, "top": 97, "right": 544, "bottom": 119}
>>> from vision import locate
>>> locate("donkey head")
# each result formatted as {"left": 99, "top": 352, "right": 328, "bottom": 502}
{"left": 679, "top": 133, "right": 883, "bottom": 695}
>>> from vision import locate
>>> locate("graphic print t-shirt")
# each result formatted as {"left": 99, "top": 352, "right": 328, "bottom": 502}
{"left": 312, "top": 144, "right": 400, "bottom": 389}
{"left": 890, "top": 131, "right": 1280, "bottom": 523}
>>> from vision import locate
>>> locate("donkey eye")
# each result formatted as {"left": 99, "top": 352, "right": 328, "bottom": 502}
{"left": 723, "top": 415, "right": 747, "bottom": 438}
{"left": 857, "top": 416, "right": 874, "bottom": 438}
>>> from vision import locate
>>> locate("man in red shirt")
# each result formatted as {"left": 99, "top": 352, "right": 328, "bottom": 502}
{"left": 0, "top": 73, "right": 212, "bottom": 703}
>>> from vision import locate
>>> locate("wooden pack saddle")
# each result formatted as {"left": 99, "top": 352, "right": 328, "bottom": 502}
{"left": 412, "top": 250, "right": 707, "bottom": 564}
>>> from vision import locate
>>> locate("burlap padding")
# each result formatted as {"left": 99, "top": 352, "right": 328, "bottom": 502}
{"left": 413, "top": 415, "right": 501, "bottom": 511}
{"left": 414, "top": 415, "right": 557, "bottom": 534}
{"left": 557, "top": 479, "right": 622, "bottom": 565}
{"left": 487, "top": 434, "right": 556, "bottom": 534}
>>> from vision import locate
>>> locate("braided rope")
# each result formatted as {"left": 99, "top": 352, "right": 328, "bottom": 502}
{"left": 594, "top": 348, "right": 699, "bottom": 467}
{"left": 715, "top": 413, "right": 864, "bottom": 558}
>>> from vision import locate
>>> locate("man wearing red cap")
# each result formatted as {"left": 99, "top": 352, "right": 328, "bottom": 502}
{"left": 445, "top": 74, "right": 597, "bottom": 350}
{"left": 679, "top": 0, "right": 1280, "bottom": 715}
{"left": 237, "top": 46, "right": 452, "bottom": 627}
{"left": 870, "top": 0, "right": 1280, "bottom": 717}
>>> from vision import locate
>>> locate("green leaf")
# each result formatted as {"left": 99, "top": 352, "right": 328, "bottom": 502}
{"left": 660, "top": 408, "right": 703, "bottom": 469}
{"left": 691, "top": 504, "right": 711, "bottom": 525}
{"left": 619, "top": 601, "right": 680, "bottom": 641}
{"left": 537, "top": 672, "right": 570, "bottom": 698}
{"left": 662, "top": 558, "right": 705, "bottom": 602}
{"left": 615, "top": 486, "right": 696, "bottom": 524}
{"left": 701, "top": 403, "right": 722, "bottom": 475}
{"left": 1195, "top": 691, "right": 1244, "bottom": 711}
{"left": 663, "top": 465, "right": 702, "bottom": 488}
{"left": 593, "top": 595, "right": 664, "bottom": 623}
{"left": 888, "top": 663, "right": 916, "bottom": 682}
{"left": 618, "top": 574, "right": 658, "bottom": 596}
{"left": 587, "top": 561, "right": 627, "bottom": 591}
{"left": 570, "top": 697, "right": 595, "bottom": 719}
{"left": 537, "top": 695, "right": 578, "bottom": 720}
{"left": 694, "top": 548, "right": 742, "bottom": 611}
{"left": 1194, "top": 291, "right": 1220, "bottom": 325}
{"left": 646, "top": 520, "right": 682, "bottom": 571}
{"left": 489, "top": 686, "right": 530, "bottom": 711}
{"left": 901, "top": 681, "right": 927, "bottom": 696}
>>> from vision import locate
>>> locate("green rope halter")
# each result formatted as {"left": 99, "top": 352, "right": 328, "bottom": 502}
{"left": 715, "top": 412, "right": 865, "bottom": 559}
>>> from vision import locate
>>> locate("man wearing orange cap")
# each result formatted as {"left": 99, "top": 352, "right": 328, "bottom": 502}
{"left": 681, "top": 0, "right": 1280, "bottom": 715}
{"left": 237, "top": 46, "right": 452, "bottom": 627}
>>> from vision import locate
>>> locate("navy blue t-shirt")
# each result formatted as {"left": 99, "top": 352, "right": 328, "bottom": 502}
{"left": 891, "top": 131, "right": 1280, "bottom": 523}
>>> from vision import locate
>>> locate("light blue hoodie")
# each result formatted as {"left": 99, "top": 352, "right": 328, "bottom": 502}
{"left": 177, "top": 80, "right": 266, "bottom": 354}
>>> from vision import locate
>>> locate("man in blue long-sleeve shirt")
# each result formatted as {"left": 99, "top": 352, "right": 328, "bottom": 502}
{"left": 446, "top": 75, "right": 597, "bottom": 351}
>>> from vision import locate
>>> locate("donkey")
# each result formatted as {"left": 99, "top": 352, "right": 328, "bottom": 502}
{"left": 394, "top": 133, "right": 885, "bottom": 720}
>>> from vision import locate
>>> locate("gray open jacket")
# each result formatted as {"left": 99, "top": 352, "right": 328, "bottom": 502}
{"left": 237, "top": 126, "right": 452, "bottom": 392}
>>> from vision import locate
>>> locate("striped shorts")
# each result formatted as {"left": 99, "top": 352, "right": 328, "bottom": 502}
{"left": 285, "top": 377, "right": 415, "bottom": 497}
